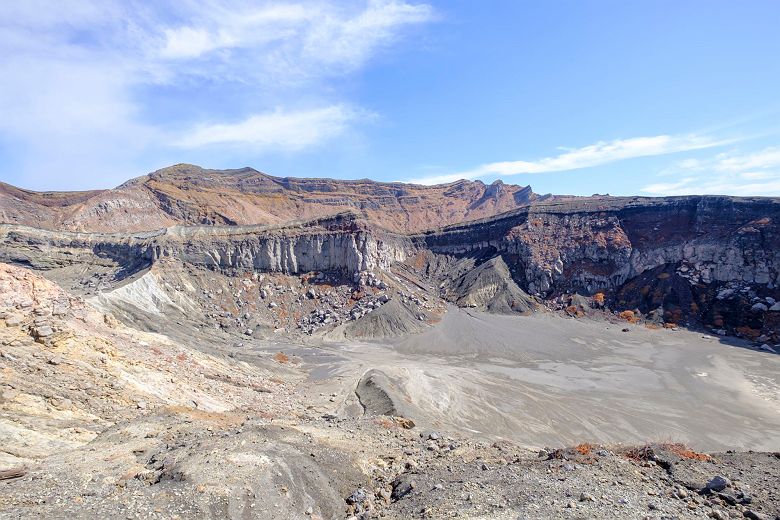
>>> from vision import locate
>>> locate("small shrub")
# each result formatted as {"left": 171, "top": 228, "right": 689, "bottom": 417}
{"left": 574, "top": 443, "right": 595, "bottom": 455}
{"left": 619, "top": 310, "right": 638, "bottom": 323}
{"left": 662, "top": 442, "right": 712, "bottom": 461}
{"left": 620, "top": 442, "right": 712, "bottom": 462}
{"left": 273, "top": 352, "right": 289, "bottom": 364}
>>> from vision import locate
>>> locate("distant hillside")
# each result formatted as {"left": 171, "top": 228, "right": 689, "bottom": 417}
{"left": 0, "top": 164, "right": 541, "bottom": 233}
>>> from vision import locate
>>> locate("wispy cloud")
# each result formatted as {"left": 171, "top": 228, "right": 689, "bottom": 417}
{"left": 154, "top": 1, "right": 434, "bottom": 82}
{"left": 0, "top": 0, "right": 434, "bottom": 188}
{"left": 174, "top": 105, "right": 366, "bottom": 150}
{"left": 409, "top": 134, "right": 731, "bottom": 185}
{"left": 641, "top": 147, "right": 780, "bottom": 196}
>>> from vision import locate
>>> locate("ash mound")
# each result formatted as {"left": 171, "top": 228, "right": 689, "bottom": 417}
{"left": 332, "top": 299, "right": 429, "bottom": 340}
{"left": 440, "top": 254, "right": 538, "bottom": 313}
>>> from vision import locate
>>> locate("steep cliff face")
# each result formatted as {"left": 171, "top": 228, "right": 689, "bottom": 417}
{"left": 0, "top": 164, "right": 540, "bottom": 233}
{"left": 410, "top": 195, "right": 780, "bottom": 336}
{"left": 0, "top": 213, "right": 410, "bottom": 280}
{"left": 414, "top": 196, "right": 779, "bottom": 294}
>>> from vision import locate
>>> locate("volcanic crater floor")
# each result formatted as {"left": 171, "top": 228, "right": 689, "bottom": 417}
{"left": 1, "top": 263, "right": 779, "bottom": 519}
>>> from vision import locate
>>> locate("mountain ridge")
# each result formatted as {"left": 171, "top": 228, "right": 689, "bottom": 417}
{"left": 0, "top": 163, "right": 541, "bottom": 233}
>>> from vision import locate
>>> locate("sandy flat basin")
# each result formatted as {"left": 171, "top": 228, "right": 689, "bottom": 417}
{"left": 314, "top": 308, "right": 780, "bottom": 451}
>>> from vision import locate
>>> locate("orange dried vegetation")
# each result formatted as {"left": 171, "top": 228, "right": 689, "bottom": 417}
{"left": 662, "top": 443, "right": 712, "bottom": 461}
{"left": 574, "top": 443, "right": 595, "bottom": 455}
{"left": 272, "top": 352, "right": 289, "bottom": 364}
{"left": 621, "top": 442, "right": 712, "bottom": 462}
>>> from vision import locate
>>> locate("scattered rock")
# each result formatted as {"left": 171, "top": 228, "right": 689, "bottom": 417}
{"left": 705, "top": 476, "right": 731, "bottom": 493}
{"left": 391, "top": 476, "right": 416, "bottom": 501}
{"left": 4, "top": 315, "right": 23, "bottom": 327}
{"left": 393, "top": 417, "right": 415, "bottom": 429}
{"left": 709, "top": 509, "right": 729, "bottom": 520}
{"left": 347, "top": 488, "right": 369, "bottom": 505}
{"left": 751, "top": 303, "right": 768, "bottom": 313}
{"left": 33, "top": 325, "right": 54, "bottom": 338}
{"left": 0, "top": 467, "right": 28, "bottom": 481}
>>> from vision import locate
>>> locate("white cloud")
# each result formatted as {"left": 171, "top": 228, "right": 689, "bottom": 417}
{"left": 154, "top": 0, "right": 434, "bottom": 82}
{"left": 0, "top": 0, "right": 434, "bottom": 189}
{"left": 175, "top": 105, "right": 365, "bottom": 149}
{"left": 64, "top": 0, "right": 430, "bottom": 86}
{"left": 642, "top": 177, "right": 780, "bottom": 196}
{"left": 300, "top": 0, "right": 433, "bottom": 71}
{"left": 641, "top": 147, "right": 780, "bottom": 196}
{"left": 714, "top": 147, "right": 780, "bottom": 173}
{"left": 157, "top": 4, "right": 310, "bottom": 61}
{"left": 160, "top": 26, "right": 228, "bottom": 59}
{"left": 409, "top": 134, "right": 730, "bottom": 185}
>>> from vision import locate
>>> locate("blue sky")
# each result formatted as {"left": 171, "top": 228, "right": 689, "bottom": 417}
{"left": 1, "top": 1, "right": 779, "bottom": 196}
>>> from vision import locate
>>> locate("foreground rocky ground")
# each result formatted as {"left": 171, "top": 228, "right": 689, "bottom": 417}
{"left": 2, "top": 413, "right": 779, "bottom": 519}
{"left": 1, "top": 262, "right": 778, "bottom": 519}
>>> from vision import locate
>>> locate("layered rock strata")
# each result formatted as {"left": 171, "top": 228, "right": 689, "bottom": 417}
{"left": 414, "top": 196, "right": 780, "bottom": 297}
{"left": 0, "top": 213, "right": 410, "bottom": 277}
{"left": 3, "top": 191, "right": 780, "bottom": 338}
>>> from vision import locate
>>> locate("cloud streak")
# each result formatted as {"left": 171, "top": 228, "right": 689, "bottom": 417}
{"left": 409, "top": 134, "right": 730, "bottom": 185}
{"left": 641, "top": 147, "right": 780, "bottom": 196}
{"left": 174, "top": 105, "right": 366, "bottom": 150}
